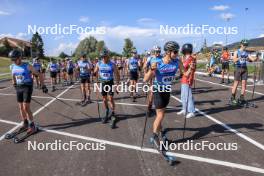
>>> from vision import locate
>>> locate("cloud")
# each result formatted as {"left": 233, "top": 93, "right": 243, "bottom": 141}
{"left": 258, "top": 34, "right": 264, "bottom": 38}
{"left": 79, "top": 16, "right": 89, "bottom": 23}
{"left": 213, "top": 41, "right": 224, "bottom": 45}
{"left": 137, "top": 18, "right": 159, "bottom": 27}
{"left": 220, "top": 13, "right": 235, "bottom": 21}
{"left": 51, "top": 42, "right": 78, "bottom": 56}
{"left": 54, "top": 35, "right": 64, "bottom": 40}
{"left": 0, "top": 33, "right": 28, "bottom": 40}
{"left": 211, "top": 5, "right": 230, "bottom": 11}
{"left": 0, "top": 10, "right": 11, "bottom": 16}
{"left": 78, "top": 25, "right": 199, "bottom": 53}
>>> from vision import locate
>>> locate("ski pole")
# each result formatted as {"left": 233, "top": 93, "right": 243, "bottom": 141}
{"left": 31, "top": 98, "right": 76, "bottom": 121}
{"left": 95, "top": 82, "right": 101, "bottom": 119}
{"left": 46, "top": 92, "right": 74, "bottom": 109}
{"left": 140, "top": 87, "right": 149, "bottom": 148}
{"left": 251, "top": 62, "right": 257, "bottom": 100}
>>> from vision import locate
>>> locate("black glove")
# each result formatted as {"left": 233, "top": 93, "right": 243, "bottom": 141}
{"left": 42, "top": 85, "right": 48, "bottom": 93}
{"left": 13, "top": 83, "right": 17, "bottom": 88}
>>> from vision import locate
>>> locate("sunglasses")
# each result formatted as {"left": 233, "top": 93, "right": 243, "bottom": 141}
{"left": 173, "top": 51, "right": 178, "bottom": 54}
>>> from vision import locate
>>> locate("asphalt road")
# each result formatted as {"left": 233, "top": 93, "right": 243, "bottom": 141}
{"left": 0, "top": 74, "right": 263, "bottom": 176}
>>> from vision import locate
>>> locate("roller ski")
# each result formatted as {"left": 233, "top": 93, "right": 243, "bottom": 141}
{"left": 228, "top": 95, "right": 257, "bottom": 108}
{"left": 13, "top": 123, "right": 39, "bottom": 144}
{"left": 5, "top": 121, "right": 28, "bottom": 140}
{"left": 237, "top": 96, "right": 257, "bottom": 108}
{"left": 150, "top": 133, "right": 176, "bottom": 166}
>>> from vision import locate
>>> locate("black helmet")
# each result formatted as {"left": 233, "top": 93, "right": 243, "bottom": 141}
{"left": 164, "top": 41, "right": 180, "bottom": 52}
{"left": 80, "top": 52, "right": 86, "bottom": 57}
{"left": 241, "top": 39, "right": 249, "bottom": 46}
{"left": 223, "top": 47, "right": 228, "bottom": 50}
{"left": 131, "top": 49, "right": 137, "bottom": 54}
{"left": 153, "top": 45, "right": 161, "bottom": 52}
{"left": 8, "top": 50, "right": 22, "bottom": 61}
{"left": 100, "top": 48, "right": 109, "bottom": 57}
{"left": 181, "top": 43, "right": 193, "bottom": 54}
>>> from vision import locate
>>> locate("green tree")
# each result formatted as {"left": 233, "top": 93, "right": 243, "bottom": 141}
{"left": 31, "top": 32, "right": 44, "bottom": 58}
{"left": 59, "top": 52, "right": 68, "bottom": 58}
{"left": 0, "top": 38, "right": 12, "bottom": 56}
{"left": 74, "top": 36, "right": 98, "bottom": 58}
{"left": 122, "top": 38, "right": 134, "bottom": 57}
{"left": 88, "top": 52, "right": 98, "bottom": 60}
{"left": 201, "top": 39, "right": 209, "bottom": 54}
{"left": 96, "top": 40, "right": 105, "bottom": 53}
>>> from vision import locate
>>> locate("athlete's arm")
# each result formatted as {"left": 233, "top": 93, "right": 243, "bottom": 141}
{"left": 143, "top": 58, "right": 148, "bottom": 74}
{"left": 144, "top": 63, "right": 156, "bottom": 82}
{"left": 113, "top": 64, "right": 120, "bottom": 84}
{"left": 28, "top": 65, "right": 44, "bottom": 85}
{"left": 93, "top": 64, "right": 99, "bottom": 82}
{"left": 233, "top": 51, "right": 239, "bottom": 63}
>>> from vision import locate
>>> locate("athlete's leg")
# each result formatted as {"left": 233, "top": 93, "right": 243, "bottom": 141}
{"left": 18, "top": 103, "right": 27, "bottom": 121}
{"left": 241, "top": 80, "right": 247, "bottom": 96}
{"left": 153, "top": 108, "right": 165, "bottom": 134}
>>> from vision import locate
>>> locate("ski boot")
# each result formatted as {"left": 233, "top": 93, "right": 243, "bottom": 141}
{"left": 5, "top": 120, "right": 28, "bottom": 139}
{"left": 102, "top": 108, "right": 109, "bottom": 124}
{"left": 109, "top": 112, "right": 117, "bottom": 129}
{"left": 52, "top": 85, "right": 56, "bottom": 92}
{"left": 229, "top": 95, "right": 238, "bottom": 106}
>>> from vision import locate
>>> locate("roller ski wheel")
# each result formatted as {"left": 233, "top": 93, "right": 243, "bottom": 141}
{"left": 5, "top": 125, "right": 28, "bottom": 140}
{"left": 150, "top": 134, "right": 176, "bottom": 166}
{"left": 13, "top": 125, "right": 39, "bottom": 144}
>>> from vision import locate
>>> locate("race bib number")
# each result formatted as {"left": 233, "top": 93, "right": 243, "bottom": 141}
{"left": 15, "top": 74, "right": 25, "bottom": 84}
{"left": 80, "top": 67, "right": 88, "bottom": 73}
{"left": 100, "top": 72, "right": 110, "bottom": 79}
{"left": 162, "top": 76, "right": 174, "bottom": 84}
{"left": 130, "top": 65, "right": 137, "bottom": 70}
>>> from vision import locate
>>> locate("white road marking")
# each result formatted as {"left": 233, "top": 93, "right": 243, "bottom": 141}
{"left": 171, "top": 95, "right": 264, "bottom": 151}
{"left": 0, "top": 84, "right": 75, "bottom": 141}
{"left": 0, "top": 86, "right": 12, "bottom": 90}
{"left": 0, "top": 118, "right": 263, "bottom": 174}
{"left": 0, "top": 94, "right": 177, "bottom": 109}
{"left": 195, "top": 78, "right": 264, "bottom": 96}
{"left": 0, "top": 92, "right": 53, "bottom": 99}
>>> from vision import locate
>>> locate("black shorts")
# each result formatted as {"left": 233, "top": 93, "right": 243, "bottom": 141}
{"left": 62, "top": 68, "right": 67, "bottom": 72}
{"left": 222, "top": 62, "right": 229, "bottom": 70}
{"left": 41, "top": 69, "right": 46, "bottom": 73}
{"left": 15, "top": 85, "right": 33, "bottom": 103}
{"left": 50, "top": 71, "right": 57, "bottom": 78}
{"left": 234, "top": 67, "right": 248, "bottom": 81}
{"left": 80, "top": 76, "right": 90, "bottom": 84}
{"left": 153, "top": 92, "right": 170, "bottom": 109}
{"left": 118, "top": 67, "right": 123, "bottom": 70}
{"left": 100, "top": 80, "right": 114, "bottom": 97}
{"left": 67, "top": 69, "right": 73, "bottom": 75}
{"left": 130, "top": 71, "right": 138, "bottom": 81}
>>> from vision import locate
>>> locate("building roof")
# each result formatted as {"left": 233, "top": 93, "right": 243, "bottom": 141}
{"left": 0, "top": 37, "right": 31, "bottom": 48}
